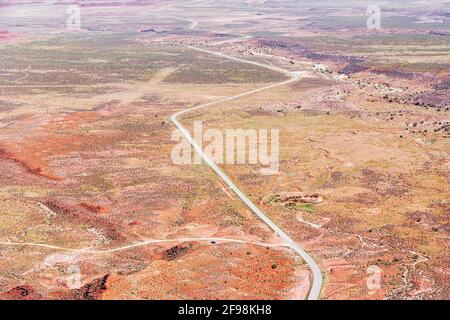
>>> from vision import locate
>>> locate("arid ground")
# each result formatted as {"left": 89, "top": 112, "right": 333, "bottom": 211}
{"left": 0, "top": 0, "right": 448, "bottom": 300}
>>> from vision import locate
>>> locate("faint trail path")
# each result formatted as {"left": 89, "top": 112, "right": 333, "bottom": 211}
{"left": 0, "top": 237, "right": 286, "bottom": 254}
{"left": 211, "top": 35, "right": 252, "bottom": 46}
{"left": 14, "top": 64, "right": 31, "bottom": 83}
{"left": 170, "top": 46, "right": 323, "bottom": 300}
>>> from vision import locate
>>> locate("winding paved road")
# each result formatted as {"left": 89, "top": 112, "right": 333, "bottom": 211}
{"left": 170, "top": 46, "right": 323, "bottom": 300}
{"left": 0, "top": 45, "right": 323, "bottom": 300}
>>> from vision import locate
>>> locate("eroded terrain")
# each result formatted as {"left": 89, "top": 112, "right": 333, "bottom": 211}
{"left": 0, "top": 0, "right": 448, "bottom": 300}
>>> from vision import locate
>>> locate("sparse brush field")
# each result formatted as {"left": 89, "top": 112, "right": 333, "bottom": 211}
{"left": 0, "top": 0, "right": 448, "bottom": 300}
{"left": 186, "top": 58, "right": 449, "bottom": 299}
{"left": 0, "top": 31, "right": 309, "bottom": 300}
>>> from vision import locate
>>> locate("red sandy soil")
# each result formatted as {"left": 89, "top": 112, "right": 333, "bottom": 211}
{"left": 0, "top": 110, "right": 104, "bottom": 180}
{"left": 0, "top": 31, "right": 14, "bottom": 42}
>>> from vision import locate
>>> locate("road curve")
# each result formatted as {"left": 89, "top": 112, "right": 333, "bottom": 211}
{"left": 170, "top": 46, "right": 323, "bottom": 300}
